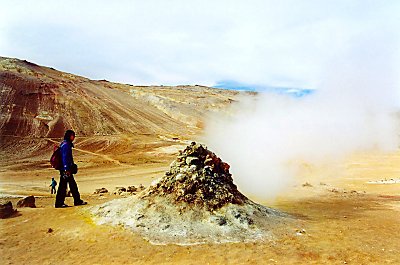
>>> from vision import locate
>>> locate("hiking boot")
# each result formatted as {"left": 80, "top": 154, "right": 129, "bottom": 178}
{"left": 74, "top": 201, "right": 87, "bottom": 206}
{"left": 55, "top": 204, "right": 69, "bottom": 208}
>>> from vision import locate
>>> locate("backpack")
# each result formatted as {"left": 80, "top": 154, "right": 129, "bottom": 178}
{"left": 50, "top": 145, "right": 62, "bottom": 170}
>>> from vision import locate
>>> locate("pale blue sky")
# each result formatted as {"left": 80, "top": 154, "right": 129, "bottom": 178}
{"left": 1, "top": 0, "right": 399, "bottom": 89}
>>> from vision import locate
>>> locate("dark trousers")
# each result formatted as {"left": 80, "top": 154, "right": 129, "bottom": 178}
{"left": 51, "top": 187, "right": 56, "bottom": 194}
{"left": 55, "top": 171, "right": 82, "bottom": 206}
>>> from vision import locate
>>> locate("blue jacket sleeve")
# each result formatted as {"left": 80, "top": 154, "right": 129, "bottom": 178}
{"left": 61, "top": 141, "right": 74, "bottom": 171}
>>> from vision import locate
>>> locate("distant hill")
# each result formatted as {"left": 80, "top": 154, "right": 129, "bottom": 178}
{"left": 0, "top": 57, "right": 242, "bottom": 139}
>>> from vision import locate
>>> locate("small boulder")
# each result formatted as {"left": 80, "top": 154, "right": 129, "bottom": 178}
{"left": 113, "top": 187, "right": 127, "bottom": 195}
{"left": 296, "top": 229, "right": 307, "bottom": 236}
{"left": 0, "top": 201, "right": 16, "bottom": 218}
{"left": 17, "top": 196, "right": 36, "bottom": 208}
{"left": 94, "top": 188, "right": 108, "bottom": 194}
{"left": 127, "top": 186, "right": 137, "bottom": 193}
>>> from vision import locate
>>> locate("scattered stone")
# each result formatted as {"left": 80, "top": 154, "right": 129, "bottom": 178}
{"left": 328, "top": 188, "right": 339, "bottom": 193}
{"left": 296, "top": 229, "right": 307, "bottom": 236}
{"left": 0, "top": 201, "right": 16, "bottom": 219}
{"left": 92, "top": 142, "right": 291, "bottom": 245}
{"left": 94, "top": 188, "right": 108, "bottom": 194}
{"left": 367, "top": 178, "right": 400, "bottom": 184}
{"left": 112, "top": 186, "right": 142, "bottom": 196}
{"left": 302, "top": 182, "right": 313, "bottom": 187}
{"left": 113, "top": 187, "right": 127, "bottom": 195}
{"left": 17, "top": 196, "right": 36, "bottom": 208}
{"left": 47, "top": 228, "right": 53, "bottom": 233}
{"left": 127, "top": 186, "right": 137, "bottom": 193}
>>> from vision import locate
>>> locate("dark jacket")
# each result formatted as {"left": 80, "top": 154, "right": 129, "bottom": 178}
{"left": 60, "top": 140, "right": 74, "bottom": 171}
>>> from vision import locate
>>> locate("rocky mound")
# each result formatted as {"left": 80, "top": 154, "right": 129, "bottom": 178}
{"left": 145, "top": 142, "right": 247, "bottom": 210}
{"left": 91, "top": 143, "right": 292, "bottom": 245}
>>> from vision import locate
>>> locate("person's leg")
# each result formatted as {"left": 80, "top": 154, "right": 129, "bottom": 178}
{"left": 68, "top": 175, "right": 83, "bottom": 205}
{"left": 55, "top": 173, "right": 67, "bottom": 206}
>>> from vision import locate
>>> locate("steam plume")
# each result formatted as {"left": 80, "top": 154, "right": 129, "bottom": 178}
{"left": 204, "top": 38, "right": 400, "bottom": 200}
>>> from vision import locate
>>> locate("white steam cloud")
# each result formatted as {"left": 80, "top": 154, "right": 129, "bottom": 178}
{"left": 204, "top": 37, "right": 400, "bottom": 200}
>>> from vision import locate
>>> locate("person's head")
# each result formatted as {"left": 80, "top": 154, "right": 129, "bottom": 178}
{"left": 64, "top": 130, "right": 75, "bottom": 142}
{"left": 51, "top": 177, "right": 54, "bottom": 180}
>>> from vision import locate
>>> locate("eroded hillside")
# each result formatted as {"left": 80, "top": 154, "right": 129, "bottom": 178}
{"left": 0, "top": 57, "right": 241, "bottom": 138}
{"left": 0, "top": 57, "right": 249, "bottom": 165}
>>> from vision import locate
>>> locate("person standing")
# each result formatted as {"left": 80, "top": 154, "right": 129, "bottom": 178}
{"left": 49, "top": 177, "right": 57, "bottom": 194}
{"left": 55, "top": 130, "right": 87, "bottom": 208}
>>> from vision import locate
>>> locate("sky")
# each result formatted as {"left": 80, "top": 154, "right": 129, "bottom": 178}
{"left": 1, "top": 0, "right": 399, "bottom": 89}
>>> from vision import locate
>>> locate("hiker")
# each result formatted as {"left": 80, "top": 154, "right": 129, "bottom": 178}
{"left": 55, "top": 130, "right": 87, "bottom": 208}
{"left": 49, "top": 177, "right": 57, "bottom": 194}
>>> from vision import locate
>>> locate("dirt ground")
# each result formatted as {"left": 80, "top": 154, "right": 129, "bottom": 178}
{"left": 1, "top": 142, "right": 399, "bottom": 264}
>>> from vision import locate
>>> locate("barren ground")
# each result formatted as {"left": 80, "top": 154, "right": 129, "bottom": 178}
{"left": 1, "top": 137, "right": 399, "bottom": 264}
{"left": 1, "top": 57, "right": 399, "bottom": 264}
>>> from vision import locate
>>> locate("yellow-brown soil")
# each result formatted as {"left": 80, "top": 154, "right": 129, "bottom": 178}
{"left": 1, "top": 147, "right": 399, "bottom": 264}
{"left": 1, "top": 57, "right": 399, "bottom": 264}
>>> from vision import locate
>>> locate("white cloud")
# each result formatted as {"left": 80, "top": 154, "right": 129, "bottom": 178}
{"left": 1, "top": 0, "right": 399, "bottom": 88}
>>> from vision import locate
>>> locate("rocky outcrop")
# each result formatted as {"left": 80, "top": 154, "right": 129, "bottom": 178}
{"left": 17, "top": 196, "right": 36, "bottom": 208}
{"left": 92, "top": 143, "right": 291, "bottom": 245}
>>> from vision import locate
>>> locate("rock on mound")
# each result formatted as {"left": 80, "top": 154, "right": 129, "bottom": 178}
{"left": 91, "top": 142, "right": 292, "bottom": 245}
